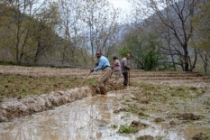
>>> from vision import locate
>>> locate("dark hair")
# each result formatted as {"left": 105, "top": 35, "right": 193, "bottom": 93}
{"left": 113, "top": 56, "right": 117, "bottom": 60}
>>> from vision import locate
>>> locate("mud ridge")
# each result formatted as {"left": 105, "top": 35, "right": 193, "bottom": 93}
{"left": 0, "top": 83, "right": 125, "bottom": 122}
{"left": 0, "top": 86, "right": 92, "bottom": 122}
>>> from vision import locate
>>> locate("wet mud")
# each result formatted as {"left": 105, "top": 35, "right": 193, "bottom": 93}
{"left": 0, "top": 83, "right": 125, "bottom": 122}
{"left": 0, "top": 90, "right": 187, "bottom": 140}
{"left": 0, "top": 66, "right": 210, "bottom": 140}
{"left": 1, "top": 87, "right": 209, "bottom": 140}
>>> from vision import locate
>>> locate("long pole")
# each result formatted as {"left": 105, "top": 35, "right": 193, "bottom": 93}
{"left": 79, "top": 72, "right": 91, "bottom": 87}
{"left": 128, "top": 70, "right": 130, "bottom": 86}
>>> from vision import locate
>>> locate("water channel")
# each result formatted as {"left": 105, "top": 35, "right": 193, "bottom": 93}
{"left": 0, "top": 88, "right": 203, "bottom": 140}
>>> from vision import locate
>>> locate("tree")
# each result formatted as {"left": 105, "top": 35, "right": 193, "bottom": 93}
{"left": 32, "top": 1, "right": 61, "bottom": 64}
{"left": 0, "top": 0, "right": 59, "bottom": 64}
{"left": 192, "top": 3, "right": 210, "bottom": 50}
{"left": 0, "top": 0, "right": 36, "bottom": 63}
{"left": 130, "top": 0, "right": 199, "bottom": 71}
{"left": 0, "top": 0, "right": 122, "bottom": 67}
{"left": 80, "top": 0, "right": 120, "bottom": 64}
{"left": 56, "top": 0, "right": 82, "bottom": 66}
{"left": 0, "top": 0, "right": 64, "bottom": 65}
{"left": 191, "top": 2, "right": 210, "bottom": 73}
{"left": 120, "top": 33, "right": 166, "bottom": 70}
{"left": 0, "top": 4, "right": 13, "bottom": 61}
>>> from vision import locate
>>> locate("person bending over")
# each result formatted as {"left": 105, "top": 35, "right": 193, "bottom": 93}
{"left": 90, "top": 51, "right": 112, "bottom": 94}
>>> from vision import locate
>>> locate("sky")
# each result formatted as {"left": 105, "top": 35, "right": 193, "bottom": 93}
{"left": 107, "top": 0, "right": 131, "bottom": 13}
{"left": 107, "top": 0, "right": 132, "bottom": 23}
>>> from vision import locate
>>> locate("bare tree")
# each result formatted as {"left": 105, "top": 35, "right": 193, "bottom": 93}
{"left": 130, "top": 0, "right": 199, "bottom": 71}
{"left": 0, "top": 0, "right": 59, "bottom": 64}
{"left": 80, "top": 0, "right": 120, "bottom": 63}
{"left": 57, "top": 0, "right": 83, "bottom": 66}
{"left": 191, "top": 1, "right": 210, "bottom": 73}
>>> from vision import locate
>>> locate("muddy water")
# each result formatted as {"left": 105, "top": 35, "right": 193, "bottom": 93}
{"left": 0, "top": 88, "right": 207, "bottom": 140}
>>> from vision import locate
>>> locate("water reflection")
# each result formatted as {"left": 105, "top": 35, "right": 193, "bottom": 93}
{"left": 0, "top": 89, "right": 205, "bottom": 140}
{"left": 0, "top": 93, "right": 123, "bottom": 140}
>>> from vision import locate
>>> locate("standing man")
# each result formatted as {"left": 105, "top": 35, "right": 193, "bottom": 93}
{"left": 90, "top": 51, "right": 112, "bottom": 95}
{"left": 121, "top": 54, "right": 130, "bottom": 86}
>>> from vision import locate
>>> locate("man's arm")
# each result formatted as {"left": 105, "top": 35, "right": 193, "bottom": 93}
{"left": 94, "top": 57, "right": 105, "bottom": 71}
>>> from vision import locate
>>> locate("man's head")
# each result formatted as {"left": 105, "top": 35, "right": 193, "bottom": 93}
{"left": 113, "top": 56, "right": 117, "bottom": 60}
{"left": 126, "top": 54, "right": 130, "bottom": 59}
{"left": 96, "top": 51, "right": 102, "bottom": 59}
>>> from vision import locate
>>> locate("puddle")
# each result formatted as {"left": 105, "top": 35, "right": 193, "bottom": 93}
{"left": 0, "top": 88, "right": 209, "bottom": 140}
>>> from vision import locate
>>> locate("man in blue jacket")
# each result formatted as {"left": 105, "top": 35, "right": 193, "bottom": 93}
{"left": 90, "top": 51, "right": 112, "bottom": 95}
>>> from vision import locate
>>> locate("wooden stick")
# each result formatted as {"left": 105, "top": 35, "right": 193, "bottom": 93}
{"left": 79, "top": 72, "right": 91, "bottom": 87}
{"left": 128, "top": 70, "right": 130, "bottom": 86}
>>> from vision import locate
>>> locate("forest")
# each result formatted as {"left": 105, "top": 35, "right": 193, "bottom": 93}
{"left": 0, "top": 0, "right": 209, "bottom": 73}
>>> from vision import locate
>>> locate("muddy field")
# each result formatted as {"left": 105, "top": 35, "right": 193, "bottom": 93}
{"left": 0, "top": 65, "right": 210, "bottom": 140}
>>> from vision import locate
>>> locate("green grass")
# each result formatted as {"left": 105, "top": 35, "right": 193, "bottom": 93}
{"left": 0, "top": 73, "right": 96, "bottom": 101}
{"left": 133, "top": 82, "right": 206, "bottom": 101}
{"left": 118, "top": 125, "right": 138, "bottom": 133}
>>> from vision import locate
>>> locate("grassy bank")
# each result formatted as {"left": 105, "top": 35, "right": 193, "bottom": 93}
{"left": 0, "top": 73, "right": 96, "bottom": 101}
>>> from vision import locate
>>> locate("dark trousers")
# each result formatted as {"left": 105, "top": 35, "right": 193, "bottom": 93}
{"left": 122, "top": 72, "right": 128, "bottom": 86}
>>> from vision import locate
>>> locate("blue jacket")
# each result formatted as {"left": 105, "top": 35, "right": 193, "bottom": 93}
{"left": 94, "top": 56, "right": 110, "bottom": 71}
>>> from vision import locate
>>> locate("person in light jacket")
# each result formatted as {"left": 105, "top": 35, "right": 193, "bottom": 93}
{"left": 90, "top": 51, "right": 112, "bottom": 94}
